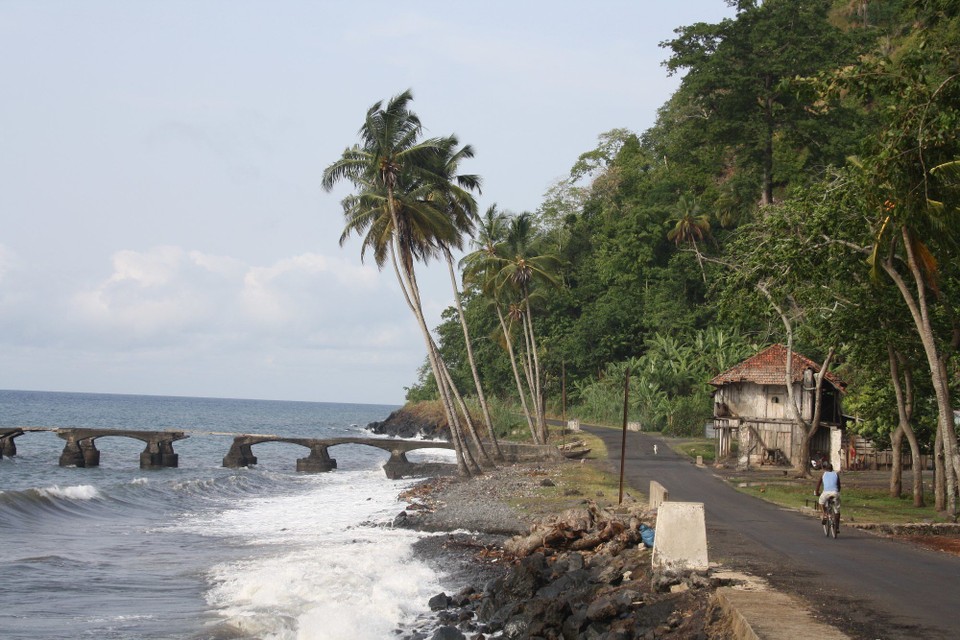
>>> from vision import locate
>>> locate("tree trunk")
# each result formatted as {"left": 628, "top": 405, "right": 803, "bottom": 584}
{"left": 496, "top": 305, "right": 541, "bottom": 444}
{"left": 761, "top": 283, "right": 833, "bottom": 479}
{"left": 888, "top": 344, "right": 924, "bottom": 506}
{"left": 760, "top": 80, "right": 775, "bottom": 206}
{"left": 890, "top": 424, "right": 904, "bottom": 499}
{"left": 519, "top": 298, "right": 547, "bottom": 443}
{"left": 433, "top": 340, "right": 493, "bottom": 469}
{"left": 883, "top": 227, "right": 958, "bottom": 515}
{"left": 445, "top": 252, "right": 503, "bottom": 460}
{"left": 386, "top": 223, "right": 469, "bottom": 476}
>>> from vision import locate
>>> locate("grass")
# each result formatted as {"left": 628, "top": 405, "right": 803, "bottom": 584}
{"left": 671, "top": 439, "right": 716, "bottom": 464}
{"left": 507, "top": 427, "right": 646, "bottom": 518}
{"left": 734, "top": 474, "right": 955, "bottom": 524}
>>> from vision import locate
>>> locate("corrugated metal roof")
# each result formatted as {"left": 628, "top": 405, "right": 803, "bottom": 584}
{"left": 709, "top": 343, "right": 845, "bottom": 389}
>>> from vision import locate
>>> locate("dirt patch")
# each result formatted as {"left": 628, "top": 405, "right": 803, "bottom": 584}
{"left": 901, "top": 535, "right": 960, "bottom": 556}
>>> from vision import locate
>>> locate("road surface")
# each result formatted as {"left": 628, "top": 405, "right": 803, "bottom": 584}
{"left": 585, "top": 425, "right": 960, "bottom": 640}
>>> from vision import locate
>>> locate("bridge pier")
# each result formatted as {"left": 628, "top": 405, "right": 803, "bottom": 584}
{"left": 223, "top": 441, "right": 258, "bottom": 467}
{"left": 0, "top": 428, "right": 23, "bottom": 458}
{"left": 296, "top": 445, "right": 337, "bottom": 473}
{"left": 140, "top": 440, "right": 180, "bottom": 469}
{"left": 81, "top": 439, "right": 101, "bottom": 466}
{"left": 59, "top": 438, "right": 86, "bottom": 467}
{"left": 382, "top": 449, "right": 414, "bottom": 480}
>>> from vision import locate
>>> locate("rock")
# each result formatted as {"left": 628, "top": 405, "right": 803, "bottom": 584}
{"left": 540, "top": 478, "right": 556, "bottom": 487}
{"left": 429, "top": 592, "right": 451, "bottom": 611}
{"left": 586, "top": 594, "right": 619, "bottom": 621}
{"left": 431, "top": 626, "right": 466, "bottom": 640}
{"left": 366, "top": 404, "right": 450, "bottom": 440}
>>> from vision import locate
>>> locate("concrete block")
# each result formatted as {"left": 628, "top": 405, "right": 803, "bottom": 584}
{"left": 649, "top": 480, "right": 670, "bottom": 510}
{"left": 627, "top": 421, "right": 640, "bottom": 432}
{"left": 567, "top": 420, "right": 580, "bottom": 432}
{"left": 652, "top": 501, "right": 708, "bottom": 571}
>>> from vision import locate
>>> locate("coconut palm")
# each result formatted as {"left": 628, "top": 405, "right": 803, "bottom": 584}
{"left": 426, "top": 143, "right": 503, "bottom": 462}
{"left": 321, "top": 90, "right": 475, "bottom": 475}
{"left": 493, "top": 213, "right": 561, "bottom": 443}
{"left": 462, "top": 206, "right": 543, "bottom": 443}
{"left": 667, "top": 194, "right": 712, "bottom": 282}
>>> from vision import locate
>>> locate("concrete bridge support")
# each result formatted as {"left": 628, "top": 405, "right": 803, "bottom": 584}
{"left": 296, "top": 445, "right": 337, "bottom": 473}
{"left": 382, "top": 449, "right": 415, "bottom": 479}
{"left": 222, "top": 441, "right": 258, "bottom": 468}
{"left": 1, "top": 428, "right": 23, "bottom": 458}
{"left": 140, "top": 440, "right": 179, "bottom": 469}
{"left": 59, "top": 439, "right": 86, "bottom": 467}
{"left": 56, "top": 430, "right": 184, "bottom": 469}
{"left": 81, "top": 439, "right": 101, "bottom": 466}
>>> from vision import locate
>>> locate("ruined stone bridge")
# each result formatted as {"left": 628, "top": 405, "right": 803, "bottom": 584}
{"left": 0, "top": 427, "right": 460, "bottom": 477}
{"left": 221, "top": 435, "right": 455, "bottom": 478}
{"left": 56, "top": 427, "right": 190, "bottom": 469}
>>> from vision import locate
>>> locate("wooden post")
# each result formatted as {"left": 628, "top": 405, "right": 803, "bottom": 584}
{"left": 619, "top": 370, "right": 630, "bottom": 505}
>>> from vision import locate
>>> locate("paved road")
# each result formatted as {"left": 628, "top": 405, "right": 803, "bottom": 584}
{"left": 585, "top": 425, "right": 960, "bottom": 640}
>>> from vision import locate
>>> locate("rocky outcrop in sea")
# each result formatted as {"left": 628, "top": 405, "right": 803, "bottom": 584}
{"left": 366, "top": 403, "right": 450, "bottom": 440}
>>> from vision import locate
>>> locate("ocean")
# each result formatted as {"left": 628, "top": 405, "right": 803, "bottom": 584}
{"left": 0, "top": 389, "right": 455, "bottom": 639}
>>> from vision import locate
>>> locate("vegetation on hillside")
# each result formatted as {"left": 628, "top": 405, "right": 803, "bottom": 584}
{"left": 328, "top": 1, "right": 960, "bottom": 514}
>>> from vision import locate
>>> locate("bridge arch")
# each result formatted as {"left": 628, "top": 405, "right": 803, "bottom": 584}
{"left": 222, "top": 436, "right": 455, "bottom": 477}
{"left": 55, "top": 428, "right": 189, "bottom": 469}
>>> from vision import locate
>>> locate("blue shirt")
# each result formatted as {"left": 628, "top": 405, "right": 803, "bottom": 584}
{"left": 822, "top": 470, "right": 840, "bottom": 493}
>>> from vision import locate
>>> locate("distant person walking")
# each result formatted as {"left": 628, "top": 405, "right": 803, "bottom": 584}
{"left": 653, "top": 444, "right": 658, "bottom": 455}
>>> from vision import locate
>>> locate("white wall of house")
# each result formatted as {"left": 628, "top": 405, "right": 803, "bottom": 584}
{"left": 714, "top": 381, "right": 811, "bottom": 421}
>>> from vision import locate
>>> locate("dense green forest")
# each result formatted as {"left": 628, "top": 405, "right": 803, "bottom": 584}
{"left": 326, "top": 1, "right": 960, "bottom": 511}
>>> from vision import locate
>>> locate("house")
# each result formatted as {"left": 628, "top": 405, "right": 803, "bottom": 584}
{"left": 709, "top": 344, "right": 846, "bottom": 470}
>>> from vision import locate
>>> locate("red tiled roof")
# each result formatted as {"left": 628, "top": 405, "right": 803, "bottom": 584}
{"left": 709, "top": 344, "right": 844, "bottom": 389}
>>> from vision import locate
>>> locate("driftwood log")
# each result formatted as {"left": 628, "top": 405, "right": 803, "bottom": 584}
{"left": 504, "top": 501, "right": 653, "bottom": 558}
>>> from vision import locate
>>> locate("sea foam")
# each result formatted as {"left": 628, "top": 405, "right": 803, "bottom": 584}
{"left": 193, "top": 468, "right": 441, "bottom": 639}
{"left": 36, "top": 484, "right": 101, "bottom": 500}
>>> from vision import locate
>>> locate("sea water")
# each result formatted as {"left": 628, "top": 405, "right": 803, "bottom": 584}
{"left": 0, "top": 390, "right": 452, "bottom": 639}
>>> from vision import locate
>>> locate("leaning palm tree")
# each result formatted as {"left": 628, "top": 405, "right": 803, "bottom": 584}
{"left": 426, "top": 142, "right": 503, "bottom": 462}
{"left": 321, "top": 90, "right": 476, "bottom": 476}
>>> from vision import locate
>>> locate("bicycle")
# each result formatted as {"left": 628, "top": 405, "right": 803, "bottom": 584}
{"left": 821, "top": 495, "right": 840, "bottom": 538}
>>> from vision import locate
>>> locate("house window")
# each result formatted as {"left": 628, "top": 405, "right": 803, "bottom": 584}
{"left": 771, "top": 396, "right": 780, "bottom": 404}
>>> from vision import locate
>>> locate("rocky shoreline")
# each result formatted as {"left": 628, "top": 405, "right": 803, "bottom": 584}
{"left": 391, "top": 461, "right": 727, "bottom": 640}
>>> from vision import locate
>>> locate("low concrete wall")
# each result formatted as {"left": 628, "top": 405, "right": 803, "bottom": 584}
{"left": 652, "top": 501, "right": 709, "bottom": 571}
{"left": 649, "top": 480, "right": 670, "bottom": 510}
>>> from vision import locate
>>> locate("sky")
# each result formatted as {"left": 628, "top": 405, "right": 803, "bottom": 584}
{"left": 0, "top": 1, "right": 734, "bottom": 405}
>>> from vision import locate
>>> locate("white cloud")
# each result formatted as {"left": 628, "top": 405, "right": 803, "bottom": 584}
{"left": 69, "top": 246, "right": 397, "bottom": 349}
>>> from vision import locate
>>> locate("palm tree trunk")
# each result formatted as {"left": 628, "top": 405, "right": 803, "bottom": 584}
{"left": 518, "top": 313, "right": 539, "bottom": 426}
{"left": 496, "top": 305, "right": 540, "bottom": 443}
{"left": 432, "top": 338, "right": 493, "bottom": 468}
{"left": 445, "top": 251, "right": 503, "bottom": 460}
{"left": 430, "top": 339, "right": 484, "bottom": 473}
{"left": 387, "top": 234, "right": 470, "bottom": 476}
{"left": 522, "top": 291, "right": 547, "bottom": 442}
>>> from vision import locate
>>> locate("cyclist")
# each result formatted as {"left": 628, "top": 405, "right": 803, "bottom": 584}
{"left": 815, "top": 461, "right": 841, "bottom": 520}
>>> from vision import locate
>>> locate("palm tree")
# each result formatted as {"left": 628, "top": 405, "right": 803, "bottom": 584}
{"left": 427, "top": 145, "right": 504, "bottom": 462}
{"left": 667, "top": 194, "right": 712, "bottom": 282}
{"left": 463, "top": 206, "right": 539, "bottom": 442}
{"left": 321, "top": 90, "right": 475, "bottom": 475}
{"left": 493, "top": 213, "right": 561, "bottom": 443}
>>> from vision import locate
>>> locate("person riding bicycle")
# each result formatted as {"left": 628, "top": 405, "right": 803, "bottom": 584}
{"left": 815, "top": 461, "right": 841, "bottom": 520}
